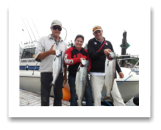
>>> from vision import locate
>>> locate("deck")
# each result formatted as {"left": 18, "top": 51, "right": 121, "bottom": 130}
{"left": 20, "top": 89, "right": 136, "bottom": 106}
{"left": 20, "top": 89, "right": 70, "bottom": 106}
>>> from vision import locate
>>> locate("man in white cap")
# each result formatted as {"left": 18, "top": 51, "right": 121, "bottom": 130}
{"left": 87, "top": 25, "right": 125, "bottom": 106}
{"left": 35, "top": 20, "right": 67, "bottom": 106}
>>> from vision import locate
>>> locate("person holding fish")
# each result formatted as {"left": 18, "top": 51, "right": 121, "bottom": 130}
{"left": 35, "top": 20, "right": 67, "bottom": 106}
{"left": 64, "top": 35, "right": 93, "bottom": 106}
{"left": 87, "top": 25, "right": 125, "bottom": 106}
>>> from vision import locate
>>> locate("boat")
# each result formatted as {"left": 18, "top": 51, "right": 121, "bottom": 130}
{"left": 19, "top": 42, "right": 139, "bottom": 103}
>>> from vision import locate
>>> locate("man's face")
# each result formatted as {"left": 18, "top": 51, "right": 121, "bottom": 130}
{"left": 93, "top": 30, "right": 103, "bottom": 40}
{"left": 50, "top": 25, "right": 62, "bottom": 37}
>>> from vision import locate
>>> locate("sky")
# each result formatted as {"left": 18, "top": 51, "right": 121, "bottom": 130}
{"left": 17, "top": 0, "right": 149, "bottom": 56}
{"left": 16, "top": 6, "right": 150, "bottom": 55}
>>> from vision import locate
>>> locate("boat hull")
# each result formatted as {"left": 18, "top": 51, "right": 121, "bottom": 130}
{"left": 101, "top": 81, "right": 139, "bottom": 102}
{"left": 20, "top": 76, "right": 54, "bottom": 96}
{"left": 20, "top": 70, "right": 139, "bottom": 103}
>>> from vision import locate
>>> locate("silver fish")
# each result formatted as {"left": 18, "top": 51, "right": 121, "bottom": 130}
{"left": 52, "top": 50, "right": 62, "bottom": 86}
{"left": 104, "top": 52, "right": 116, "bottom": 101}
{"left": 75, "top": 60, "right": 89, "bottom": 106}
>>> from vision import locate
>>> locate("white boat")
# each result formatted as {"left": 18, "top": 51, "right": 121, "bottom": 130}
{"left": 19, "top": 42, "right": 139, "bottom": 103}
{"left": 102, "top": 67, "right": 139, "bottom": 102}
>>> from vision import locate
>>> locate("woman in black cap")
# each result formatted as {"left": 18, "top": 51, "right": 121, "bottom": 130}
{"left": 64, "top": 35, "right": 93, "bottom": 106}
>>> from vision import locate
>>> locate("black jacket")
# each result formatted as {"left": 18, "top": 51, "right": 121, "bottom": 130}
{"left": 87, "top": 38, "right": 121, "bottom": 77}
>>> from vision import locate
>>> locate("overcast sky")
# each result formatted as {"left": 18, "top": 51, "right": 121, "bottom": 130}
{"left": 17, "top": 0, "right": 149, "bottom": 56}
{"left": 8, "top": 6, "right": 151, "bottom": 117}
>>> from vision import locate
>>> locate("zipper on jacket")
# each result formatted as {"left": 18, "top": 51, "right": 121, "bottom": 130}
{"left": 79, "top": 50, "right": 81, "bottom": 58}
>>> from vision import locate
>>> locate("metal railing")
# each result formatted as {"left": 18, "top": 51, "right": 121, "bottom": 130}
{"left": 116, "top": 55, "right": 139, "bottom": 75}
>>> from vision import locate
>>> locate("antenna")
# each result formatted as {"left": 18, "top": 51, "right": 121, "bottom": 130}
{"left": 22, "top": 18, "right": 33, "bottom": 42}
{"left": 26, "top": 18, "right": 37, "bottom": 42}
{"left": 62, "top": 27, "right": 67, "bottom": 41}
{"left": 31, "top": 18, "right": 40, "bottom": 39}
{"left": 22, "top": 29, "right": 27, "bottom": 43}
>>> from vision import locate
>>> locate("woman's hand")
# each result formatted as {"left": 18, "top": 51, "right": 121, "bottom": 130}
{"left": 80, "top": 58, "right": 85, "bottom": 61}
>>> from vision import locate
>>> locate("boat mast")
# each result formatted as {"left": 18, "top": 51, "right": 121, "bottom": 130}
{"left": 31, "top": 18, "right": 40, "bottom": 39}
{"left": 26, "top": 18, "right": 37, "bottom": 42}
{"left": 22, "top": 18, "right": 33, "bottom": 42}
{"left": 22, "top": 29, "right": 27, "bottom": 43}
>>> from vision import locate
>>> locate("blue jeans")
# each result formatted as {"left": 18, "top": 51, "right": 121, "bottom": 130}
{"left": 68, "top": 75, "right": 93, "bottom": 106}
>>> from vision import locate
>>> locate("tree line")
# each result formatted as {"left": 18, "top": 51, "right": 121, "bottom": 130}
{"left": 117, "top": 54, "right": 139, "bottom": 65}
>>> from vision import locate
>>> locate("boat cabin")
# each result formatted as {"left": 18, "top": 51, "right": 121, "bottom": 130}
{"left": 19, "top": 42, "right": 40, "bottom": 70}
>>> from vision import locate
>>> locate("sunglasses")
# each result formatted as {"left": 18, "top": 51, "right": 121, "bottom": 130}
{"left": 52, "top": 26, "right": 62, "bottom": 31}
{"left": 93, "top": 26, "right": 102, "bottom": 32}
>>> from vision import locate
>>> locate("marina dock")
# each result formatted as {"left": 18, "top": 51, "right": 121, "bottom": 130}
{"left": 20, "top": 89, "right": 137, "bottom": 106}
{"left": 20, "top": 89, "right": 70, "bottom": 106}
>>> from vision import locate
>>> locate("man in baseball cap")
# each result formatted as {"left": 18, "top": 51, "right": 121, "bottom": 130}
{"left": 35, "top": 20, "right": 67, "bottom": 106}
{"left": 92, "top": 25, "right": 102, "bottom": 33}
{"left": 87, "top": 25, "right": 125, "bottom": 106}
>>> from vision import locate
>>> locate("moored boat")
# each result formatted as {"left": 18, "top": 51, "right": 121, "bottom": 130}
{"left": 19, "top": 42, "right": 139, "bottom": 103}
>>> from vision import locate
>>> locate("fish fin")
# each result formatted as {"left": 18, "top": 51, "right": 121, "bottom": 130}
{"left": 75, "top": 94, "right": 78, "bottom": 100}
{"left": 54, "top": 56, "right": 56, "bottom": 61}
{"left": 107, "top": 60, "right": 109, "bottom": 66}
{"left": 77, "top": 66, "right": 80, "bottom": 72}
{"left": 110, "top": 93, "right": 113, "bottom": 102}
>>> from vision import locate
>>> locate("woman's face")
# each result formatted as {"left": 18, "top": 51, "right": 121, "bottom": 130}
{"left": 75, "top": 37, "right": 83, "bottom": 50}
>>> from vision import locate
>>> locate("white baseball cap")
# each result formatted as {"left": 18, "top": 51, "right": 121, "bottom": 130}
{"left": 51, "top": 20, "right": 62, "bottom": 27}
{"left": 92, "top": 25, "right": 102, "bottom": 33}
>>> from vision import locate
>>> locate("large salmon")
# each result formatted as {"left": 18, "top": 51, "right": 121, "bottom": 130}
{"left": 52, "top": 50, "right": 62, "bottom": 86}
{"left": 104, "top": 52, "right": 116, "bottom": 101}
{"left": 75, "top": 60, "right": 89, "bottom": 106}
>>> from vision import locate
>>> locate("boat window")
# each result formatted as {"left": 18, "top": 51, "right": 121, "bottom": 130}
{"left": 31, "top": 48, "right": 35, "bottom": 58}
{"left": 21, "top": 48, "right": 36, "bottom": 59}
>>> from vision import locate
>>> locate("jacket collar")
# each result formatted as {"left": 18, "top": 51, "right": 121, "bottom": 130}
{"left": 48, "top": 34, "right": 63, "bottom": 42}
{"left": 94, "top": 37, "right": 105, "bottom": 43}
{"left": 73, "top": 46, "right": 83, "bottom": 51}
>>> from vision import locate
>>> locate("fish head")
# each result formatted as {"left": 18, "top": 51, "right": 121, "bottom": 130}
{"left": 80, "top": 60, "right": 89, "bottom": 67}
{"left": 55, "top": 50, "right": 62, "bottom": 57}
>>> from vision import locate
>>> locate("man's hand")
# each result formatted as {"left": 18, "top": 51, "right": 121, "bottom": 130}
{"left": 104, "top": 49, "right": 112, "bottom": 56}
{"left": 36, "top": 44, "right": 56, "bottom": 59}
{"left": 119, "top": 72, "right": 124, "bottom": 78}
{"left": 49, "top": 45, "right": 56, "bottom": 55}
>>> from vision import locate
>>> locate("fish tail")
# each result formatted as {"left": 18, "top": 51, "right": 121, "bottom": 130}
{"left": 103, "top": 95, "right": 113, "bottom": 102}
